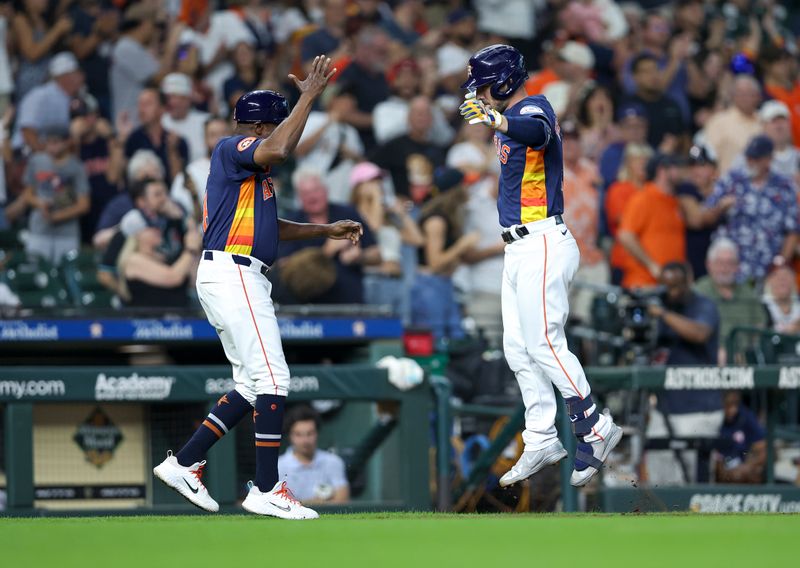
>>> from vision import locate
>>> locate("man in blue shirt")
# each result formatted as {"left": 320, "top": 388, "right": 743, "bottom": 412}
{"left": 277, "top": 168, "right": 380, "bottom": 304}
{"left": 715, "top": 391, "right": 766, "bottom": 484}
{"left": 646, "top": 262, "right": 724, "bottom": 484}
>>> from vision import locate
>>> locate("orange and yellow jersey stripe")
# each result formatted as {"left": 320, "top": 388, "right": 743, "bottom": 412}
{"left": 493, "top": 95, "right": 564, "bottom": 228}
{"left": 202, "top": 135, "right": 279, "bottom": 265}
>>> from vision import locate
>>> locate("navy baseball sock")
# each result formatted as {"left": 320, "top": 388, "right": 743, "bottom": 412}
{"left": 176, "top": 390, "right": 252, "bottom": 467}
{"left": 565, "top": 395, "right": 600, "bottom": 472}
{"left": 254, "top": 394, "right": 285, "bottom": 492}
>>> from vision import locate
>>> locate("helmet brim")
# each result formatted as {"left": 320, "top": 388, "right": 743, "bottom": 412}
{"left": 460, "top": 76, "right": 495, "bottom": 91}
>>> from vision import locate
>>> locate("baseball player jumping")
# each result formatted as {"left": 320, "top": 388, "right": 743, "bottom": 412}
{"left": 459, "top": 45, "right": 622, "bottom": 488}
{"left": 154, "top": 56, "right": 362, "bottom": 519}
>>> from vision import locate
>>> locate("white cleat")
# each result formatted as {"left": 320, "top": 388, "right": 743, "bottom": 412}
{"left": 499, "top": 440, "right": 568, "bottom": 487}
{"left": 153, "top": 450, "right": 219, "bottom": 513}
{"left": 570, "top": 424, "right": 624, "bottom": 487}
{"left": 242, "top": 480, "right": 319, "bottom": 520}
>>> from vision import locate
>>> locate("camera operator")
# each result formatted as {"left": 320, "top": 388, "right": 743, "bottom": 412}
{"left": 645, "top": 262, "right": 724, "bottom": 485}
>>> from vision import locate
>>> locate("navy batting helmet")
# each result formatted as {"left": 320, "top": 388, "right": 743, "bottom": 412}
{"left": 233, "top": 90, "right": 290, "bottom": 125}
{"left": 461, "top": 44, "right": 528, "bottom": 100}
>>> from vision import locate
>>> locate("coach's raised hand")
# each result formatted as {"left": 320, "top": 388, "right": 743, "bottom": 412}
{"left": 289, "top": 56, "right": 337, "bottom": 99}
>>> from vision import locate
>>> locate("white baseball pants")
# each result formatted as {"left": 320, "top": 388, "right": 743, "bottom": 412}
{"left": 502, "top": 217, "right": 612, "bottom": 451}
{"left": 196, "top": 251, "right": 290, "bottom": 403}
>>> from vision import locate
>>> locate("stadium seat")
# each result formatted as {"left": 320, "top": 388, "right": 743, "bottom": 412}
{"left": 0, "top": 228, "right": 21, "bottom": 249}
{"left": 80, "top": 290, "right": 117, "bottom": 309}
{"left": 16, "top": 288, "right": 70, "bottom": 308}
{"left": 62, "top": 248, "right": 99, "bottom": 269}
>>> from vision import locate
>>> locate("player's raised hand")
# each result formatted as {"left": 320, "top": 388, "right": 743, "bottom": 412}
{"left": 289, "top": 55, "right": 337, "bottom": 99}
{"left": 327, "top": 220, "right": 363, "bottom": 245}
{"left": 459, "top": 97, "right": 504, "bottom": 130}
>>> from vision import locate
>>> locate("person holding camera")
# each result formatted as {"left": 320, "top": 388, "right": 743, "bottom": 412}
{"left": 645, "top": 261, "right": 724, "bottom": 485}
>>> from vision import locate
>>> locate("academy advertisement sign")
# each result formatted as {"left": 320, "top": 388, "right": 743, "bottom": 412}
{"left": 95, "top": 372, "right": 176, "bottom": 400}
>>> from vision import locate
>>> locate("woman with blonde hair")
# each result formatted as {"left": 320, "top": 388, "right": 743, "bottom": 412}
{"left": 117, "top": 222, "right": 201, "bottom": 309}
{"left": 605, "top": 143, "right": 653, "bottom": 285}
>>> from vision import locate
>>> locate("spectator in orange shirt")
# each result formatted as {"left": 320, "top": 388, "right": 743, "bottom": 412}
{"left": 762, "top": 47, "right": 800, "bottom": 147}
{"left": 617, "top": 154, "right": 687, "bottom": 289}
{"left": 524, "top": 43, "right": 558, "bottom": 95}
{"left": 605, "top": 142, "right": 653, "bottom": 285}
{"left": 561, "top": 120, "right": 606, "bottom": 322}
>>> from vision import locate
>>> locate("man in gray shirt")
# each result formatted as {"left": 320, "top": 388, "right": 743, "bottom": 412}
{"left": 277, "top": 406, "right": 350, "bottom": 504}
{"left": 14, "top": 52, "right": 84, "bottom": 152}
{"left": 110, "top": 4, "right": 182, "bottom": 127}
{"left": 25, "top": 126, "right": 90, "bottom": 264}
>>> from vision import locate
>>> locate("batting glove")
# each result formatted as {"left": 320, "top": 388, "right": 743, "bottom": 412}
{"left": 459, "top": 98, "right": 504, "bottom": 130}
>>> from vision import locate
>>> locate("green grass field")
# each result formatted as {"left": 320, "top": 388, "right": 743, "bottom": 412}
{"left": 1, "top": 513, "right": 796, "bottom": 567}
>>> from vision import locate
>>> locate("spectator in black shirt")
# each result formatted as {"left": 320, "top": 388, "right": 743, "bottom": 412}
{"left": 675, "top": 145, "right": 720, "bottom": 279}
{"left": 124, "top": 87, "right": 189, "bottom": 183}
{"left": 71, "top": 93, "right": 125, "bottom": 244}
{"left": 621, "top": 53, "right": 687, "bottom": 151}
{"left": 335, "top": 26, "right": 391, "bottom": 148}
{"left": 300, "top": 0, "right": 349, "bottom": 67}
{"left": 277, "top": 168, "right": 380, "bottom": 304}
{"left": 370, "top": 96, "right": 447, "bottom": 200}
{"left": 66, "top": 1, "right": 118, "bottom": 118}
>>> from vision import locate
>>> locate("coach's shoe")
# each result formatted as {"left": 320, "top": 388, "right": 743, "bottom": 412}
{"left": 153, "top": 450, "right": 219, "bottom": 512}
{"left": 570, "top": 423, "right": 624, "bottom": 487}
{"left": 499, "top": 440, "right": 568, "bottom": 487}
{"left": 242, "top": 480, "right": 319, "bottom": 520}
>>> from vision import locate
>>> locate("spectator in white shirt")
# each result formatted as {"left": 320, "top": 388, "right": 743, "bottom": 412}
{"left": 170, "top": 117, "right": 231, "bottom": 223}
{"left": 295, "top": 86, "right": 364, "bottom": 204}
{"left": 372, "top": 58, "right": 454, "bottom": 147}
{"left": 161, "top": 73, "right": 210, "bottom": 163}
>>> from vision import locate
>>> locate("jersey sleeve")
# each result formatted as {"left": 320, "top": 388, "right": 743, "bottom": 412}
{"left": 504, "top": 97, "right": 555, "bottom": 150}
{"left": 222, "top": 136, "right": 264, "bottom": 172}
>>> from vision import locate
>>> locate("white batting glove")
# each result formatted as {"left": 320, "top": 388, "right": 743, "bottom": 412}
{"left": 459, "top": 98, "right": 504, "bottom": 130}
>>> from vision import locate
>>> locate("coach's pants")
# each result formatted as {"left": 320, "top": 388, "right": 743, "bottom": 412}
{"left": 196, "top": 251, "right": 290, "bottom": 402}
{"left": 502, "top": 219, "right": 612, "bottom": 451}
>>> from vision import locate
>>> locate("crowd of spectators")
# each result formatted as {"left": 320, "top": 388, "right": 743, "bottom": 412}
{"left": 0, "top": 0, "right": 799, "bottom": 359}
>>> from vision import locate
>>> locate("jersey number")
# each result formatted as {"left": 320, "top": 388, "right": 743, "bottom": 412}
{"left": 262, "top": 178, "right": 274, "bottom": 201}
{"left": 493, "top": 136, "right": 510, "bottom": 165}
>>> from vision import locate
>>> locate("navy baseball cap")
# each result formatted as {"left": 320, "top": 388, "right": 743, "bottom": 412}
{"left": 687, "top": 144, "right": 716, "bottom": 166}
{"left": 744, "top": 135, "right": 774, "bottom": 159}
{"left": 646, "top": 153, "right": 684, "bottom": 181}
{"left": 434, "top": 167, "right": 464, "bottom": 192}
{"left": 616, "top": 103, "right": 646, "bottom": 122}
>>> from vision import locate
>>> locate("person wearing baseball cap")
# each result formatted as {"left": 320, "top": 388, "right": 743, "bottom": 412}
{"left": 161, "top": 72, "right": 210, "bottom": 163}
{"left": 758, "top": 100, "right": 799, "bottom": 182}
{"left": 704, "top": 134, "right": 798, "bottom": 283}
{"left": 675, "top": 145, "right": 719, "bottom": 280}
{"left": 542, "top": 41, "right": 595, "bottom": 115}
{"left": 13, "top": 51, "right": 85, "bottom": 152}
